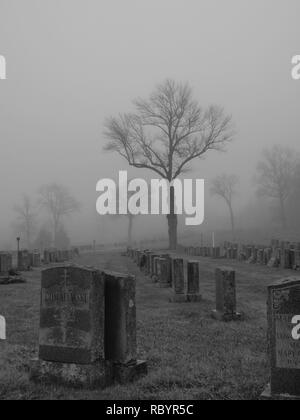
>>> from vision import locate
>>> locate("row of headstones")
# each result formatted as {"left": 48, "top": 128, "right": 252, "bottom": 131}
{"left": 184, "top": 239, "right": 300, "bottom": 270}
{"left": 0, "top": 249, "right": 75, "bottom": 277}
{"left": 17, "top": 249, "right": 74, "bottom": 272}
{"left": 127, "top": 248, "right": 240, "bottom": 320}
{"left": 30, "top": 265, "right": 147, "bottom": 388}
{"left": 127, "top": 248, "right": 300, "bottom": 400}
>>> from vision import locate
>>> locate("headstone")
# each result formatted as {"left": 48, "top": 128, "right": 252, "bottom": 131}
{"left": 104, "top": 272, "right": 147, "bottom": 384}
{"left": 157, "top": 258, "right": 171, "bottom": 288}
{"left": 186, "top": 261, "right": 202, "bottom": 302}
{"left": 18, "top": 250, "right": 31, "bottom": 271}
{"left": 257, "top": 249, "right": 264, "bottom": 265}
{"left": 169, "top": 258, "right": 187, "bottom": 303}
{"left": 281, "top": 243, "right": 292, "bottom": 269}
{"left": 262, "top": 278, "right": 300, "bottom": 400}
{"left": 195, "top": 247, "right": 201, "bottom": 257}
{"left": 293, "top": 246, "right": 300, "bottom": 271}
{"left": 212, "top": 267, "right": 242, "bottom": 322}
{"left": 30, "top": 265, "right": 108, "bottom": 388}
{"left": 32, "top": 252, "right": 41, "bottom": 268}
{"left": 0, "top": 253, "right": 12, "bottom": 276}
{"left": 139, "top": 253, "right": 147, "bottom": 271}
{"left": 43, "top": 250, "right": 50, "bottom": 265}
{"left": 152, "top": 257, "right": 161, "bottom": 283}
{"left": 144, "top": 251, "right": 153, "bottom": 275}
{"left": 212, "top": 247, "right": 221, "bottom": 259}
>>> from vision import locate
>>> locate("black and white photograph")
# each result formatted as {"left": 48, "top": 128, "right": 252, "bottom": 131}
{"left": 0, "top": 0, "right": 300, "bottom": 404}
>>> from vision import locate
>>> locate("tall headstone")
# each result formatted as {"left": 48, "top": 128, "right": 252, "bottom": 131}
{"left": 30, "top": 265, "right": 108, "bottom": 388}
{"left": 32, "top": 252, "right": 41, "bottom": 268}
{"left": 262, "top": 278, "right": 300, "bottom": 399}
{"left": 157, "top": 258, "right": 171, "bottom": 288}
{"left": 104, "top": 272, "right": 147, "bottom": 383}
{"left": 186, "top": 261, "right": 202, "bottom": 302}
{"left": 169, "top": 258, "right": 187, "bottom": 303}
{"left": 211, "top": 267, "right": 242, "bottom": 322}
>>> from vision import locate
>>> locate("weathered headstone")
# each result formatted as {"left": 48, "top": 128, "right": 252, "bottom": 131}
{"left": 0, "top": 253, "right": 12, "bottom": 276}
{"left": 104, "top": 272, "right": 147, "bottom": 384}
{"left": 262, "top": 278, "right": 300, "bottom": 399}
{"left": 281, "top": 243, "right": 292, "bottom": 269}
{"left": 169, "top": 258, "right": 187, "bottom": 303}
{"left": 186, "top": 261, "right": 202, "bottom": 302}
{"left": 32, "top": 252, "right": 41, "bottom": 268}
{"left": 43, "top": 250, "right": 50, "bottom": 265}
{"left": 212, "top": 247, "right": 221, "bottom": 259}
{"left": 30, "top": 265, "right": 108, "bottom": 388}
{"left": 211, "top": 267, "right": 242, "bottom": 322}
{"left": 157, "top": 258, "right": 171, "bottom": 288}
{"left": 18, "top": 250, "right": 31, "bottom": 271}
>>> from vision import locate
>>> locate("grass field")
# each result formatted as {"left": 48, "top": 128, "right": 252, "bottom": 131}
{"left": 0, "top": 250, "right": 294, "bottom": 400}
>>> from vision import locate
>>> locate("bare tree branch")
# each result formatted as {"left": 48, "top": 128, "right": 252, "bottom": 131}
{"left": 255, "top": 145, "right": 299, "bottom": 229}
{"left": 39, "top": 184, "right": 80, "bottom": 247}
{"left": 104, "top": 79, "right": 234, "bottom": 182}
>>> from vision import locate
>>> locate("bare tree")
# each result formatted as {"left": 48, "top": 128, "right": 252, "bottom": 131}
{"left": 13, "top": 195, "right": 37, "bottom": 249}
{"left": 256, "top": 145, "right": 299, "bottom": 229}
{"left": 104, "top": 79, "right": 234, "bottom": 249}
{"left": 39, "top": 184, "right": 80, "bottom": 247}
{"left": 210, "top": 174, "right": 239, "bottom": 240}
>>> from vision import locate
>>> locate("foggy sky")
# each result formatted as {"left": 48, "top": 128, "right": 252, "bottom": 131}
{"left": 0, "top": 0, "right": 300, "bottom": 247}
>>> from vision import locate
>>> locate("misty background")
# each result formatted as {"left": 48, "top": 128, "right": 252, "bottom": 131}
{"left": 0, "top": 0, "right": 300, "bottom": 249}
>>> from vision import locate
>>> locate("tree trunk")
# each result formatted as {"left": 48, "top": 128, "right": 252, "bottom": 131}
{"left": 128, "top": 215, "right": 134, "bottom": 246}
{"left": 167, "top": 214, "right": 178, "bottom": 250}
{"left": 54, "top": 220, "right": 58, "bottom": 248}
{"left": 228, "top": 202, "right": 235, "bottom": 241}
{"left": 167, "top": 186, "right": 178, "bottom": 250}
{"left": 279, "top": 197, "right": 287, "bottom": 230}
{"left": 26, "top": 227, "right": 31, "bottom": 251}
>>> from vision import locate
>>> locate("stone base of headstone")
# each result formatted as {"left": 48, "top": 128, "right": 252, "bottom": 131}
{"left": 186, "top": 294, "right": 202, "bottom": 302}
{"left": 112, "top": 360, "right": 148, "bottom": 385}
{"left": 261, "top": 384, "right": 300, "bottom": 400}
{"left": 169, "top": 294, "right": 188, "bottom": 303}
{"left": 211, "top": 310, "right": 243, "bottom": 322}
{"left": 30, "top": 358, "right": 112, "bottom": 389}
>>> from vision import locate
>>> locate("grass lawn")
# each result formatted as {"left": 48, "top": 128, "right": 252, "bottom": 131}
{"left": 0, "top": 250, "right": 293, "bottom": 400}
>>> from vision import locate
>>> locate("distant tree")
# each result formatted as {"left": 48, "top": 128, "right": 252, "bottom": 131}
{"left": 256, "top": 145, "right": 299, "bottom": 229}
{"left": 38, "top": 184, "right": 80, "bottom": 247}
{"left": 104, "top": 79, "right": 234, "bottom": 249}
{"left": 13, "top": 195, "right": 37, "bottom": 249}
{"left": 210, "top": 174, "right": 239, "bottom": 240}
{"left": 34, "top": 227, "right": 53, "bottom": 251}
